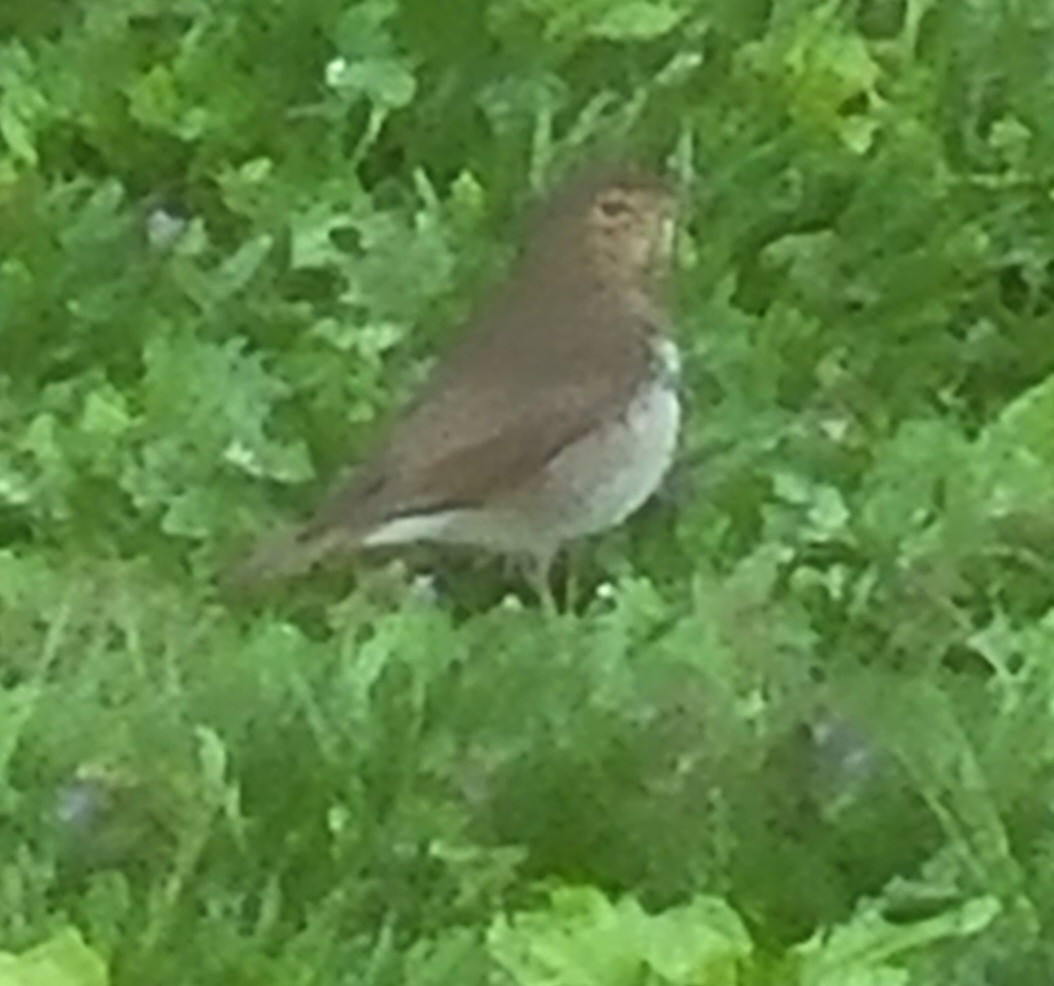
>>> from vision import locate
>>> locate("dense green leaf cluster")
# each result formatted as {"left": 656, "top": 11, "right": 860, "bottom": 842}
{"left": 2, "top": 0, "right": 1054, "bottom": 982}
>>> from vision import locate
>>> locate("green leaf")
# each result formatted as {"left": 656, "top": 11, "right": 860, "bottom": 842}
{"left": 488, "top": 887, "right": 751, "bottom": 986}
{"left": 964, "top": 372, "right": 1054, "bottom": 522}
{"left": 329, "top": 57, "right": 417, "bottom": 109}
{"left": 0, "top": 43, "right": 48, "bottom": 166}
{"left": 126, "top": 65, "right": 209, "bottom": 140}
{"left": 0, "top": 928, "right": 108, "bottom": 986}
{"left": 980, "top": 371, "right": 1054, "bottom": 464}
{"left": 289, "top": 204, "right": 358, "bottom": 271}
{"left": 0, "top": 456, "right": 32, "bottom": 506}
{"left": 738, "top": 8, "right": 881, "bottom": 145}
{"left": 589, "top": 1, "right": 686, "bottom": 40}
{"left": 791, "top": 896, "right": 1000, "bottom": 985}
{"left": 212, "top": 234, "right": 274, "bottom": 302}
{"left": 79, "top": 388, "right": 131, "bottom": 439}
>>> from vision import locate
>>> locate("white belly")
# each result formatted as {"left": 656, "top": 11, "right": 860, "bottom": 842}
{"left": 540, "top": 375, "right": 680, "bottom": 540}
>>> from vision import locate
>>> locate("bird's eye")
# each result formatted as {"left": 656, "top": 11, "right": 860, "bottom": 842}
{"left": 597, "top": 194, "right": 632, "bottom": 218}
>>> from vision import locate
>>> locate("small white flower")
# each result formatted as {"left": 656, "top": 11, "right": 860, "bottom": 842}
{"left": 146, "top": 208, "right": 186, "bottom": 249}
{"left": 409, "top": 572, "right": 440, "bottom": 602}
{"left": 325, "top": 57, "right": 349, "bottom": 88}
{"left": 820, "top": 417, "right": 850, "bottom": 442}
{"left": 223, "top": 439, "right": 264, "bottom": 477}
{"left": 595, "top": 581, "right": 616, "bottom": 601}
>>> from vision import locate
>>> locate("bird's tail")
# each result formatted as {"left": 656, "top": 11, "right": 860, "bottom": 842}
{"left": 219, "top": 521, "right": 353, "bottom": 591}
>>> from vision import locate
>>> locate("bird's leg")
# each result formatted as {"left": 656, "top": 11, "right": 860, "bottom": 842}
{"left": 523, "top": 548, "right": 558, "bottom": 614}
{"left": 561, "top": 542, "right": 583, "bottom": 612}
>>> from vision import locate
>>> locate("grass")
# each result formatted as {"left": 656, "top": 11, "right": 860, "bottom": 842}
{"left": 2, "top": 0, "right": 1054, "bottom": 982}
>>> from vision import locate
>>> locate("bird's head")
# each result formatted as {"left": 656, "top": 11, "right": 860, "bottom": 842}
{"left": 583, "top": 175, "right": 677, "bottom": 285}
{"left": 525, "top": 165, "right": 677, "bottom": 291}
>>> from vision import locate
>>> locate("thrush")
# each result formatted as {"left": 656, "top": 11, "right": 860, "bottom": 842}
{"left": 230, "top": 164, "right": 681, "bottom": 602}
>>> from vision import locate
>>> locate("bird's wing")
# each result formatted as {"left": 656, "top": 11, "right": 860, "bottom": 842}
{"left": 224, "top": 349, "right": 639, "bottom": 587}
{"left": 307, "top": 304, "right": 654, "bottom": 534}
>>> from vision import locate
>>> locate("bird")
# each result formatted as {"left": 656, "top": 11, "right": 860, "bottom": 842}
{"left": 228, "top": 163, "right": 681, "bottom": 605}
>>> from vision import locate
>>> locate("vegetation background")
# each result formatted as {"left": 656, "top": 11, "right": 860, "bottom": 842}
{"left": 2, "top": 0, "right": 1054, "bottom": 981}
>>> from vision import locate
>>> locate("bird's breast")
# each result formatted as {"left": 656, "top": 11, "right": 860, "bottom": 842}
{"left": 526, "top": 338, "right": 681, "bottom": 540}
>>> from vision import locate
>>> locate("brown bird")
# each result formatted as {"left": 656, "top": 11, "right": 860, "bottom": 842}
{"left": 229, "top": 164, "right": 681, "bottom": 603}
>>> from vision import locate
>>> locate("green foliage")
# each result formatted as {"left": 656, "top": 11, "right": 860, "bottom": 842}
{"left": 0, "top": 929, "right": 107, "bottom": 986}
{"left": 488, "top": 887, "right": 752, "bottom": 984}
{"left": 3, "top": 0, "right": 1054, "bottom": 982}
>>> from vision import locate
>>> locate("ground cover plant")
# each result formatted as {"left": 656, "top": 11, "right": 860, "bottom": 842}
{"left": 2, "top": 0, "right": 1054, "bottom": 982}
